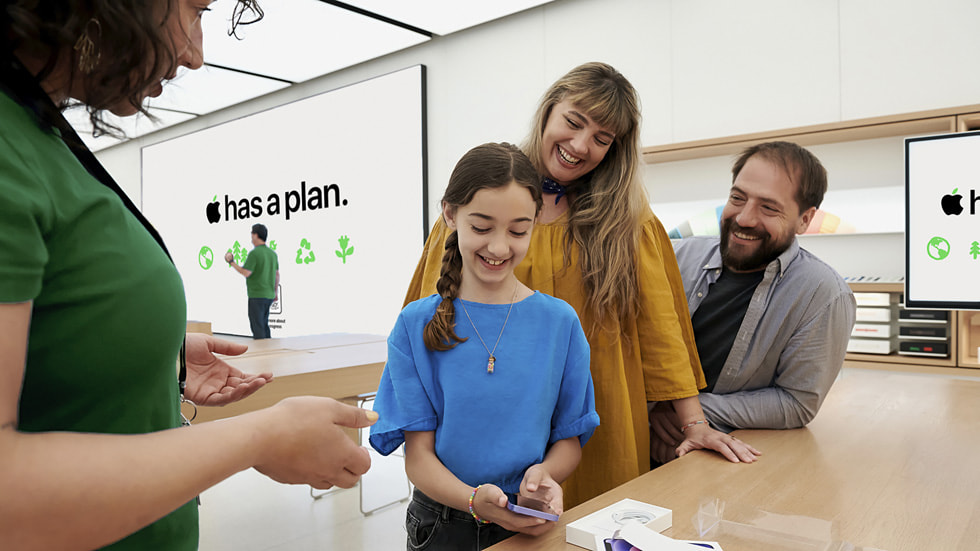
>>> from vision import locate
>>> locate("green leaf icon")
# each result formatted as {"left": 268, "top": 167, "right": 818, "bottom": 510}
{"left": 335, "top": 235, "right": 354, "bottom": 264}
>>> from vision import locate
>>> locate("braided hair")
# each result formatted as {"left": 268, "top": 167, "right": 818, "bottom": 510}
{"left": 422, "top": 142, "right": 542, "bottom": 351}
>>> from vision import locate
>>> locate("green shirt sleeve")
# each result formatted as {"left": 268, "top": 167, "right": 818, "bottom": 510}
{"left": 0, "top": 126, "right": 52, "bottom": 302}
{"left": 242, "top": 248, "right": 256, "bottom": 274}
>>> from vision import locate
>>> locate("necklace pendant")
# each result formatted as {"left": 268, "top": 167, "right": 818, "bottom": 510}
{"left": 487, "top": 355, "right": 495, "bottom": 374}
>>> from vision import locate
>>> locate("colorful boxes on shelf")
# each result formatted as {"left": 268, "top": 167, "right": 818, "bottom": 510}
{"left": 848, "top": 292, "right": 900, "bottom": 355}
{"left": 847, "top": 291, "right": 952, "bottom": 358}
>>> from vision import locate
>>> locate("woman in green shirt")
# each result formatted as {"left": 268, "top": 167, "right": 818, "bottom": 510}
{"left": 0, "top": 1, "right": 378, "bottom": 549}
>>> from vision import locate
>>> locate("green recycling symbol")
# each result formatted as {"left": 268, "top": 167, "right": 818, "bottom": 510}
{"left": 198, "top": 246, "right": 214, "bottom": 270}
{"left": 296, "top": 238, "right": 316, "bottom": 264}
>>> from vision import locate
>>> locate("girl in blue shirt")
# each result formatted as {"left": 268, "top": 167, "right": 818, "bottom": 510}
{"left": 370, "top": 142, "right": 599, "bottom": 550}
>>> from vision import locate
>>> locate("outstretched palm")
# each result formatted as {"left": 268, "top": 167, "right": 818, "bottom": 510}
{"left": 183, "top": 333, "right": 272, "bottom": 406}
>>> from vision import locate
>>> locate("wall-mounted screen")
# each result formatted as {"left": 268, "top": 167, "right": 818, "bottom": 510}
{"left": 142, "top": 65, "right": 427, "bottom": 336}
{"left": 905, "top": 130, "right": 980, "bottom": 309}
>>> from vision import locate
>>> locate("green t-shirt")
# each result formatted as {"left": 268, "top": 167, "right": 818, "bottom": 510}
{"left": 243, "top": 244, "right": 278, "bottom": 299}
{"left": 0, "top": 91, "right": 197, "bottom": 549}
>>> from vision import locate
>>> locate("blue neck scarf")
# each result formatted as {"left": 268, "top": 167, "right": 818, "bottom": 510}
{"left": 541, "top": 177, "right": 567, "bottom": 205}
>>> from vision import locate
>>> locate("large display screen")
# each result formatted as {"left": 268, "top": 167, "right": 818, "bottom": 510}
{"left": 905, "top": 130, "right": 980, "bottom": 309}
{"left": 142, "top": 65, "right": 427, "bottom": 336}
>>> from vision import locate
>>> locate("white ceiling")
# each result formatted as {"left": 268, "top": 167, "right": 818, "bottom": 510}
{"left": 74, "top": 0, "right": 557, "bottom": 151}
{"left": 201, "top": 0, "right": 430, "bottom": 84}
{"left": 64, "top": 107, "right": 197, "bottom": 151}
{"left": 148, "top": 64, "right": 291, "bottom": 115}
{"left": 340, "top": 0, "right": 555, "bottom": 36}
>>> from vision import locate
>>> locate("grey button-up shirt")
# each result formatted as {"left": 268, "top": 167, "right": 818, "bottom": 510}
{"left": 672, "top": 236, "right": 856, "bottom": 433}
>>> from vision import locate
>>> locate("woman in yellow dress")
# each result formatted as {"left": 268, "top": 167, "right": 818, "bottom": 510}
{"left": 404, "top": 62, "right": 759, "bottom": 508}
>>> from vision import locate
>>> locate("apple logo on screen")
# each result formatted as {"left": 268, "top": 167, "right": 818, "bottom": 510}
{"left": 941, "top": 188, "right": 964, "bottom": 215}
{"left": 206, "top": 195, "right": 220, "bottom": 223}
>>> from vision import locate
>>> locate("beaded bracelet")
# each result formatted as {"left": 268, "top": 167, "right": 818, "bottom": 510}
{"left": 468, "top": 485, "right": 491, "bottom": 524}
{"left": 680, "top": 419, "right": 709, "bottom": 433}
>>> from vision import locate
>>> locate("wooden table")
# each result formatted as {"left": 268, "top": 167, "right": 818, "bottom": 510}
{"left": 489, "top": 368, "right": 980, "bottom": 551}
{"left": 185, "top": 333, "right": 387, "bottom": 424}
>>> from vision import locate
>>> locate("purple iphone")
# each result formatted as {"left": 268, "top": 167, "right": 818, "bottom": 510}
{"left": 506, "top": 498, "right": 560, "bottom": 521}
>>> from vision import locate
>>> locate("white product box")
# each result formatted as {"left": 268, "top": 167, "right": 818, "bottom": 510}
{"left": 566, "top": 498, "right": 672, "bottom": 550}
{"left": 855, "top": 306, "right": 897, "bottom": 323}
{"left": 846, "top": 337, "right": 897, "bottom": 354}
{"left": 853, "top": 292, "right": 898, "bottom": 307}
{"left": 851, "top": 322, "right": 897, "bottom": 338}
{"left": 617, "top": 523, "right": 724, "bottom": 550}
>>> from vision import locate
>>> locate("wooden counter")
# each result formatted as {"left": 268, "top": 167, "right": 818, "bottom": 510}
{"left": 185, "top": 333, "right": 387, "bottom": 424}
{"left": 489, "top": 368, "right": 980, "bottom": 551}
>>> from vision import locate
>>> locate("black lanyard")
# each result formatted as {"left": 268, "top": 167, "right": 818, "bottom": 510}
{"left": 1, "top": 53, "right": 190, "bottom": 401}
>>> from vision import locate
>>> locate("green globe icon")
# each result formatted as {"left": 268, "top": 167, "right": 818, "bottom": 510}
{"left": 198, "top": 246, "right": 214, "bottom": 270}
{"left": 926, "top": 236, "right": 950, "bottom": 261}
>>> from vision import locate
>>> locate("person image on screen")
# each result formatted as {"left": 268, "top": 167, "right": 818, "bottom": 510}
{"left": 403, "top": 62, "right": 760, "bottom": 508}
{"left": 226, "top": 223, "right": 280, "bottom": 339}
{"left": 649, "top": 142, "right": 856, "bottom": 463}
{"left": 370, "top": 142, "right": 600, "bottom": 550}
{"left": 0, "top": 2, "right": 379, "bottom": 549}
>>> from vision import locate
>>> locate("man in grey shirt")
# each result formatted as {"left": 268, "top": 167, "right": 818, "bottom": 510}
{"left": 651, "top": 141, "right": 856, "bottom": 463}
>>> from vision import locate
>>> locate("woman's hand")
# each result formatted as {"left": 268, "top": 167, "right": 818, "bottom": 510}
{"left": 253, "top": 396, "right": 376, "bottom": 489}
{"left": 675, "top": 423, "right": 761, "bottom": 463}
{"left": 184, "top": 333, "right": 272, "bottom": 406}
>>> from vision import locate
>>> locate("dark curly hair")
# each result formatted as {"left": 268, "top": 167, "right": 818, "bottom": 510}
{"left": 3, "top": 0, "right": 263, "bottom": 137}
{"left": 732, "top": 141, "right": 827, "bottom": 213}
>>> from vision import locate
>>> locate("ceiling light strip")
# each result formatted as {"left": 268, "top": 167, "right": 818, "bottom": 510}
{"left": 319, "top": 0, "right": 434, "bottom": 37}
{"left": 146, "top": 106, "right": 200, "bottom": 117}
{"left": 203, "top": 63, "right": 296, "bottom": 85}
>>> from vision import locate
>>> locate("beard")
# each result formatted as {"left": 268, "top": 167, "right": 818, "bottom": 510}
{"left": 719, "top": 217, "right": 794, "bottom": 272}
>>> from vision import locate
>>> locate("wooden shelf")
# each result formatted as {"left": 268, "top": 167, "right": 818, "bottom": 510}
{"left": 844, "top": 282, "right": 967, "bottom": 368}
{"left": 956, "top": 112, "right": 980, "bottom": 132}
{"left": 843, "top": 359, "right": 980, "bottom": 378}
{"left": 847, "top": 282, "right": 903, "bottom": 294}
{"left": 845, "top": 352, "right": 956, "bottom": 368}
{"left": 957, "top": 311, "right": 980, "bottom": 368}
{"left": 642, "top": 104, "right": 980, "bottom": 164}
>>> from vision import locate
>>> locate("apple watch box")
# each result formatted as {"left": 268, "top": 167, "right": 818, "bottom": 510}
{"left": 566, "top": 498, "right": 672, "bottom": 550}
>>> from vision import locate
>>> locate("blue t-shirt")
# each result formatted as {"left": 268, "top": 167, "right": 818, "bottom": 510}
{"left": 370, "top": 291, "right": 599, "bottom": 494}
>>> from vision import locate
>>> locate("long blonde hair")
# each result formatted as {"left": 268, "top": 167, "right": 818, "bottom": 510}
{"left": 523, "top": 62, "right": 647, "bottom": 329}
{"left": 423, "top": 143, "right": 542, "bottom": 351}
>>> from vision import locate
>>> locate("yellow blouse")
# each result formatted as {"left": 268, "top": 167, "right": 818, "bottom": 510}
{"left": 402, "top": 208, "right": 705, "bottom": 508}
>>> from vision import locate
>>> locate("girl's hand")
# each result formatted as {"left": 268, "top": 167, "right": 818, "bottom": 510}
{"left": 519, "top": 464, "right": 564, "bottom": 515}
{"left": 471, "top": 484, "right": 555, "bottom": 536}
{"left": 675, "top": 423, "right": 761, "bottom": 463}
